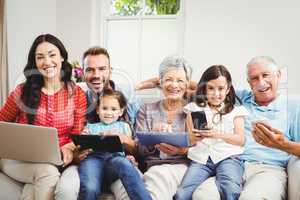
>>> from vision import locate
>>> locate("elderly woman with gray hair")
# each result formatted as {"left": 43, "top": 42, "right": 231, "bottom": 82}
{"left": 134, "top": 55, "right": 192, "bottom": 200}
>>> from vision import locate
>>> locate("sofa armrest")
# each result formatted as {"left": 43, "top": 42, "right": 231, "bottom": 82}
{"left": 0, "top": 172, "right": 23, "bottom": 200}
{"left": 287, "top": 156, "right": 300, "bottom": 200}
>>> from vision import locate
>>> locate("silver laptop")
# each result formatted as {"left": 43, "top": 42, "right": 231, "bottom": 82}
{"left": 0, "top": 121, "right": 63, "bottom": 165}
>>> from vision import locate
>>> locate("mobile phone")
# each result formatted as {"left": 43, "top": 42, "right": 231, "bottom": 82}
{"left": 191, "top": 111, "right": 208, "bottom": 130}
{"left": 252, "top": 120, "right": 269, "bottom": 126}
{"left": 251, "top": 120, "right": 271, "bottom": 130}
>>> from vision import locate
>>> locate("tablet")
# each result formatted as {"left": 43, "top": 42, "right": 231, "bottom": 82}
{"left": 70, "top": 134, "right": 124, "bottom": 152}
{"left": 135, "top": 131, "right": 190, "bottom": 147}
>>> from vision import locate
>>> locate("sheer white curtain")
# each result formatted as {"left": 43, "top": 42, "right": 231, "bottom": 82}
{"left": 0, "top": 0, "right": 8, "bottom": 107}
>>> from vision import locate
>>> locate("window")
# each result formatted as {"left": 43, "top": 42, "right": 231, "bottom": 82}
{"left": 111, "top": 0, "right": 180, "bottom": 16}
{"left": 100, "top": 0, "right": 185, "bottom": 90}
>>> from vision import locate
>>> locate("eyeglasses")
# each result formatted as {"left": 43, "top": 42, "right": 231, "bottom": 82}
{"left": 161, "top": 78, "right": 187, "bottom": 86}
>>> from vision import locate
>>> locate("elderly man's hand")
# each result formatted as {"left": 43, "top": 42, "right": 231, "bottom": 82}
{"left": 252, "top": 122, "right": 287, "bottom": 149}
{"left": 155, "top": 143, "right": 187, "bottom": 156}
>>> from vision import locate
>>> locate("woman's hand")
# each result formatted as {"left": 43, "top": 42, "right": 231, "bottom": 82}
{"left": 155, "top": 143, "right": 187, "bottom": 156}
{"left": 118, "top": 134, "right": 131, "bottom": 144}
{"left": 61, "top": 142, "right": 76, "bottom": 166}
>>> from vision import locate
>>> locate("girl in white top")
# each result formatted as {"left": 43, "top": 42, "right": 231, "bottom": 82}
{"left": 174, "top": 65, "right": 248, "bottom": 200}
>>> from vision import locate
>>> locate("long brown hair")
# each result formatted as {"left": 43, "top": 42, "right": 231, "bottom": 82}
{"left": 195, "top": 65, "right": 240, "bottom": 115}
{"left": 21, "top": 34, "right": 73, "bottom": 124}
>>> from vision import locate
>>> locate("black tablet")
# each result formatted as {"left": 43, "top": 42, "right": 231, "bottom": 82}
{"left": 70, "top": 134, "right": 124, "bottom": 153}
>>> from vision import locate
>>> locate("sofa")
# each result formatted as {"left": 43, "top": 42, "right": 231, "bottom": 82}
{"left": 1, "top": 87, "right": 300, "bottom": 200}
{"left": 0, "top": 88, "right": 162, "bottom": 200}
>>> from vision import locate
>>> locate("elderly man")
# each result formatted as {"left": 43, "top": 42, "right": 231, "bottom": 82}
{"left": 192, "top": 56, "right": 300, "bottom": 200}
{"left": 55, "top": 46, "right": 140, "bottom": 200}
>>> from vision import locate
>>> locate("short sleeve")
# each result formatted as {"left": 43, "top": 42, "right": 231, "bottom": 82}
{"left": 183, "top": 102, "right": 202, "bottom": 113}
{"left": 69, "top": 86, "right": 87, "bottom": 135}
{"left": 0, "top": 84, "right": 23, "bottom": 122}
{"left": 134, "top": 104, "right": 148, "bottom": 132}
{"left": 86, "top": 123, "right": 97, "bottom": 135}
{"left": 123, "top": 122, "right": 132, "bottom": 137}
{"left": 232, "top": 106, "right": 248, "bottom": 118}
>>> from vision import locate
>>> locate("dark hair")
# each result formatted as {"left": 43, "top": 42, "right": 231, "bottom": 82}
{"left": 82, "top": 46, "right": 113, "bottom": 90}
{"left": 195, "top": 65, "right": 240, "bottom": 115}
{"left": 97, "top": 89, "right": 128, "bottom": 121}
{"left": 82, "top": 46, "right": 110, "bottom": 68}
{"left": 21, "top": 34, "right": 74, "bottom": 124}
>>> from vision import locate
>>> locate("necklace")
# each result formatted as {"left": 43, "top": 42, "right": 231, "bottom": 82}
{"left": 162, "top": 100, "right": 183, "bottom": 124}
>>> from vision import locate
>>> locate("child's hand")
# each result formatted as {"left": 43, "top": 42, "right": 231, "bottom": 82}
{"left": 189, "top": 129, "right": 205, "bottom": 145}
{"left": 126, "top": 155, "right": 138, "bottom": 167}
{"left": 198, "top": 129, "right": 218, "bottom": 138}
{"left": 192, "top": 128, "right": 218, "bottom": 138}
{"left": 82, "top": 127, "right": 90, "bottom": 135}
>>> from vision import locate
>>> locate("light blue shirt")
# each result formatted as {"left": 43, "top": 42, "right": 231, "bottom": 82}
{"left": 237, "top": 90, "right": 300, "bottom": 167}
{"left": 86, "top": 121, "right": 131, "bottom": 136}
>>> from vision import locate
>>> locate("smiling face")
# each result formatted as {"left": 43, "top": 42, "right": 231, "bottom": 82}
{"left": 205, "top": 75, "right": 229, "bottom": 107}
{"left": 97, "top": 96, "right": 124, "bottom": 124}
{"left": 35, "top": 42, "right": 64, "bottom": 80}
{"left": 160, "top": 68, "right": 188, "bottom": 100}
{"left": 84, "top": 54, "right": 111, "bottom": 95}
{"left": 247, "top": 63, "right": 281, "bottom": 106}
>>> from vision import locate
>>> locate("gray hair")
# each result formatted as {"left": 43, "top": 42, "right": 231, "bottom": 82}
{"left": 159, "top": 55, "right": 192, "bottom": 81}
{"left": 246, "top": 56, "right": 279, "bottom": 77}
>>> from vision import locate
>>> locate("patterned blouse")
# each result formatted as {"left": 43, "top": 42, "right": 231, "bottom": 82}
{"left": 0, "top": 84, "right": 87, "bottom": 147}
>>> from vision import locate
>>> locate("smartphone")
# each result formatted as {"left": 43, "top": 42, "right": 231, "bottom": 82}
{"left": 191, "top": 111, "right": 208, "bottom": 130}
{"left": 252, "top": 120, "right": 269, "bottom": 126}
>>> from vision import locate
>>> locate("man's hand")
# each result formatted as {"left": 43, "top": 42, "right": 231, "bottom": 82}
{"left": 155, "top": 143, "right": 187, "bottom": 156}
{"left": 72, "top": 145, "right": 93, "bottom": 164}
{"left": 252, "top": 122, "right": 287, "bottom": 149}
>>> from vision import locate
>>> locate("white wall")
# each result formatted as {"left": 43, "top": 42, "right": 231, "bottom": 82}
{"left": 184, "top": 0, "right": 300, "bottom": 94}
{"left": 6, "top": 0, "right": 300, "bottom": 94}
{"left": 56, "top": 0, "right": 101, "bottom": 62}
{"left": 6, "top": 0, "right": 57, "bottom": 90}
{"left": 6, "top": 0, "right": 101, "bottom": 90}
